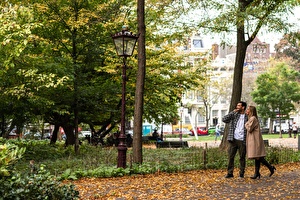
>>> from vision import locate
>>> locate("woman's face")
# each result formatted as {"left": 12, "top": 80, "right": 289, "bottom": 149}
{"left": 246, "top": 108, "right": 250, "bottom": 115}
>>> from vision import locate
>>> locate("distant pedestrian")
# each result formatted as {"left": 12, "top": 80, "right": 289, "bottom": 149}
{"left": 222, "top": 101, "right": 248, "bottom": 178}
{"left": 150, "top": 129, "right": 163, "bottom": 142}
{"left": 245, "top": 106, "right": 276, "bottom": 179}
{"left": 152, "top": 129, "right": 159, "bottom": 138}
{"left": 292, "top": 122, "right": 298, "bottom": 139}
{"left": 215, "top": 124, "right": 222, "bottom": 142}
{"left": 288, "top": 127, "right": 292, "bottom": 138}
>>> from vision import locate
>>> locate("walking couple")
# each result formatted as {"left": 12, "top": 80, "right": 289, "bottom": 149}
{"left": 222, "top": 101, "right": 276, "bottom": 179}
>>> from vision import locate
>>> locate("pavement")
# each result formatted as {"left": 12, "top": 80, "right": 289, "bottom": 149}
{"left": 167, "top": 136, "right": 300, "bottom": 149}
{"left": 74, "top": 160, "right": 300, "bottom": 200}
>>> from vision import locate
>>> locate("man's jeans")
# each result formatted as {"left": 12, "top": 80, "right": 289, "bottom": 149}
{"left": 227, "top": 139, "right": 246, "bottom": 175}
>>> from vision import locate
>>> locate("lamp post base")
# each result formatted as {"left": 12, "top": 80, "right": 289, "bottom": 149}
{"left": 117, "top": 133, "right": 128, "bottom": 168}
{"left": 117, "top": 145, "right": 127, "bottom": 168}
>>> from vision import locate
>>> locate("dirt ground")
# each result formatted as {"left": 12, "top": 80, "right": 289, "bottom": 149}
{"left": 71, "top": 162, "right": 300, "bottom": 200}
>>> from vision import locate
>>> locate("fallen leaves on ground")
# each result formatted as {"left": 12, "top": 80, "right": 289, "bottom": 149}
{"left": 69, "top": 162, "right": 300, "bottom": 200}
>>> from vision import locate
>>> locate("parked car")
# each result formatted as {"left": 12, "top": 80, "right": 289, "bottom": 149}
{"left": 23, "top": 132, "right": 42, "bottom": 140}
{"left": 189, "top": 127, "right": 209, "bottom": 136}
{"left": 79, "top": 131, "right": 92, "bottom": 138}
{"left": 208, "top": 127, "right": 216, "bottom": 135}
{"left": 173, "top": 128, "right": 193, "bottom": 135}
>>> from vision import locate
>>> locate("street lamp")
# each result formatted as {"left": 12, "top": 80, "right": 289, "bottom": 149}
{"left": 112, "top": 25, "right": 139, "bottom": 168}
{"left": 180, "top": 105, "right": 184, "bottom": 141}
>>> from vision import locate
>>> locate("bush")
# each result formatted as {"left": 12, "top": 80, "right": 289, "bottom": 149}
{"left": 0, "top": 142, "right": 79, "bottom": 199}
{"left": 0, "top": 165, "right": 79, "bottom": 200}
{"left": 3, "top": 139, "right": 300, "bottom": 180}
{"left": 0, "top": 143, "right": 25, "bottom": 177}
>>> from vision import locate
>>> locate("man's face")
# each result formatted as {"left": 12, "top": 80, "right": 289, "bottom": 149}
{"left": 236, "top": 103, "right": 243, "bottom": 112}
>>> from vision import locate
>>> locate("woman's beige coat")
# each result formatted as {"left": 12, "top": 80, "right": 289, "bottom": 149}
{"left": 245, "top": 116, "right": 266, "bottom": 159}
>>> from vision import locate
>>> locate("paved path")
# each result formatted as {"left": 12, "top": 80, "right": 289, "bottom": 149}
{"left": 167, "top": 137, "right": 299, "bottom": 149}
{"left": 74, "top": 162, "right": 300, "bottom": 200}
{"left": 73, "top": 137, "right": 300, "bottom": 199}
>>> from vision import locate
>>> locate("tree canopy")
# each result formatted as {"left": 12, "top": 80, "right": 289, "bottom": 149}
{"left": 0, "top": 0, "right": 206, "bottom": 145}
{"left": 179, "top": 0, "right": 299, "bottom": 148}
{"left": 251, "top": 62, "right": 300, "bottom": 135}
{"left": 275, "top": 32, "right": 300, "bottom": 70}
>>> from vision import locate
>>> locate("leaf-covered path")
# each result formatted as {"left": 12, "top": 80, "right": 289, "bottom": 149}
{"left": 71, "top": 162, "right": 300, "bottom": 200}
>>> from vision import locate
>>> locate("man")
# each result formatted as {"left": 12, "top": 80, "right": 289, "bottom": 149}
{"left": 222, "top": 101, "right": 248, "bottom": 178}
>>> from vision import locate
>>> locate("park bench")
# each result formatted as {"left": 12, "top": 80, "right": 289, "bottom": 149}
{"left": 142, "top": 136, "right": 157, "bottom": 144}
{"left": 155, "top": 141, "right": 189, "bottom": 148}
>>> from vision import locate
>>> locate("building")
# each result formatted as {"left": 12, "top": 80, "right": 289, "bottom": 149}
{"left": 177, "top": 34, "right": 272, "bottom": 131}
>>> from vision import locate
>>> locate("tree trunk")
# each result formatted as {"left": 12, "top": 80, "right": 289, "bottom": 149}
{"left": 133, "top": 0, "right": 145, "bottom": 164}
{"left": 50, "top": 124, "right": 60, "bottom": 145}
{"left": 220, "top": 1, "right": 249, "bottom": 150}
{"left": 62, "top": 124, "right": 76, "bottom": 146}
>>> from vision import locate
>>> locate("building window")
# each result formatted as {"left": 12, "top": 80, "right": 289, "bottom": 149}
{"left": 196, "top": 92, "right": 202, "bottom": 102}
{"left": 192, "top": 39, "right": 203, "bottom": 48}
{"left": 185, "top": 116, "right": 191, "bottom": 124}
{"left": 221, "top": 110, "right": 227, "bottom": 118}
{"left": 198, "top": 115, "right": 205, "bottom": 123}
{"left": 212, "top": 110, "right": 218, "bottom": 117}
{"left": 187, "top": 91, "right": 194, "bottom": 99}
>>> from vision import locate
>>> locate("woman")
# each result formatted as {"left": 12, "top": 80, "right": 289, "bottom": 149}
{"left": 245, "top": 106, "right": 276, "bottom": 179}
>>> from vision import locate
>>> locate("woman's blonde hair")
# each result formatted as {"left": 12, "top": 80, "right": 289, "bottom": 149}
{"left": 248, "top": 106, "right": 258, "bottom": 118}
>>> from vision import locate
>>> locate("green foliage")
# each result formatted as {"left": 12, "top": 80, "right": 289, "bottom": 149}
{"left": 252, "top": 62, "right": 300, "bottom": 120}
{"left": 275, "top": 32, "right": 300, "bottom": 69}
{"left": 0, "top": 140, "right": 79, "bottom": 199}
{"left": 0, "top": 164, "right": 79, "bottom": 200}
{"left": 206, "top": 148, "right": 228, "bottom": 169}
{"left": 4, "top": 140, "right": 299, "bottom": 181}
{"left": 266, "top": 146, "right": 300, "bottom": 165}
{"left": 1, "top": 139, "right": 73, "bottom": 162}
{"left": 0, "top": 143, "right": 25, "bottom": 177}
{"left": 0, "top": 0, "right": 210, "bottom": 142}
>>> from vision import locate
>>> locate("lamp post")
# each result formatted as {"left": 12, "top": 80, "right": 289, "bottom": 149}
{"left": 112, "top": 25, "right": 139, "bottom": 168}
{"left": 180, "top": 106, "right": 184, "bottom": 141}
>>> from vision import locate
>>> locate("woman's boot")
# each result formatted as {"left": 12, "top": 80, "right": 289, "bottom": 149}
{"left": 260, "top": 157, "right": 276, "bottom": 177}
{"left": 250, "top": 159, "right": 261, "bottom": 179}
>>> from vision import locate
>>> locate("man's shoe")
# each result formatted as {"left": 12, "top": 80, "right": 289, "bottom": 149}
{"left": 225, "top": 174, "right": 234, "bottom": 178}
{"left": 239, "top": 174, "right": 244, "bottom": 178}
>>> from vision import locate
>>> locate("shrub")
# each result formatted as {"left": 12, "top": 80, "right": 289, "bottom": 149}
{"left": 4, "top": 140, "right": 300, "bottom": 180}
{"left": 0, "top": 142, "right": 79, "bottom": 199}
{"left": 0, "top": 143, "right": 25, "bottom": 177}
{"left": 0, "top": 165, "right": 79, "bottom": 200}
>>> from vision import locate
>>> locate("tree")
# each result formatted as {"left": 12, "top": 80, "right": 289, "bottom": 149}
{"left": 0, "top": 0, "right": 132, "bottom": 145}
{"left": 0, "top": 1, "right": 206, "bottom": 153}
{"left": 181, "top": 0, "right": 299, "bottom": 148}
{"left": 0, "top": 3, "right": 68, "bottom": 138}
{"left": 190, "top": 62, "right": 232, "bottom": 130}
{"left": 133, "top": 0, "right": 146, "bottom": 164}
{"left": 251, "top": 62, "right": 300, "bottom": 138}
{"left": 275, "top": 32, "right": 300, "bottom": 71}
{"left": 131, "top": 0, "right": 210, "bottom": 164}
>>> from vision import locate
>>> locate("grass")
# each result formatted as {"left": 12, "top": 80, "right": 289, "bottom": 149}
{"left": 2, "top": 136, "right": 299, "bottom": 180}
{"left": 262, "top": 133, "right": 298, "bottom": 139}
